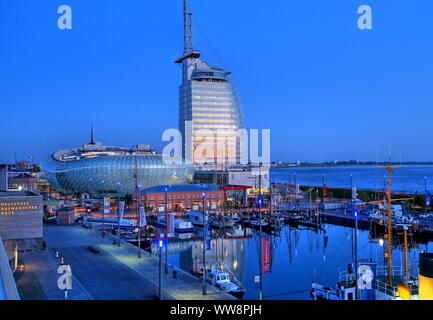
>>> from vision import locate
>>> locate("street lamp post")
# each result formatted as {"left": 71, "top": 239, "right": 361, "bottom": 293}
{"left": 258, "top": 171, "right": 263, "bottom": 301}
{"left": 322, "top": 173, "right": 326, "bottom": 200}
{"left": 425, "top": 176, "right": 428, "bottom": 214}
{"left": 137, "top": 183, "right": 142, "bottom": 258}
{"left": 88, "top": 178, "right": 93, "bottom": 230}
{"left": 354, "top": 209, "right": 359, "bottom": 300}
{"left": 159, "top": 238, "right": 163, "bottom": 300}
{"left": 117, "top": 182, "right": 121, "bottom": 247}
{"left": 165, "top": 186, "right": 169, "bottom": 274}
{"left": 101, "top": 180, "right": 105, "bottom": 238}
{"left": 202, "top": 192, "right": 207, "bottom": 296}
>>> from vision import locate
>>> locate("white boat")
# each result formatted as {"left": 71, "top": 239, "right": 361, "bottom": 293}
{"left": 249, "top": 219, "right": 269, "bottom": 227}
{"left": 82, "top": 217, "right": 137, "bottom": 228}
{"left": 156, "top": 216, "right": 194, "bottom": 233}
{"left": 187, "top": 211, "right": 206, "bottom": 226}
{"left": 206, "top": 269, "right": 245, "bottom": 298}
{"left": 210, "top": 216, "right": 235, "bottom": 229}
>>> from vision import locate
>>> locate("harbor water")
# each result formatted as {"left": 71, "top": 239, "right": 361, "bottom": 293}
{"left": 150, "top": 166, "right": 433, "bottom": 300}
{"left": 161, "top": 223, "right": 433, "bottom": 300}
{"left": 270, "top": 165, "right": 433, "bottom": 194}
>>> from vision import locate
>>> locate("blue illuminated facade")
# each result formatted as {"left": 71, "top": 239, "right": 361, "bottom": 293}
{"left": 41, "top": 142, "right": 194, "bottom": 198}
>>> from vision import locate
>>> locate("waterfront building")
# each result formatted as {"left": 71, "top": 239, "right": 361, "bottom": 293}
{"left": 0, "top": 190, "right": 44, "bottom": 261}
{"left": 141, "top": 184, "right": 224, "bottom": 212}
{"left": 176, "top": 0, "right": 244, "bottom": 166}
{"left": 41, "top": 138, "right": 195, "bottom": 199}
{"left": 9, "top": 173, "right": 38, "bottom": 191}
{"left": 0, "top": 165, "right": 7, "bottom": 191}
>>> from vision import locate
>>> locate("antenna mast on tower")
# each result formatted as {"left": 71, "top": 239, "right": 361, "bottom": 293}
{"left": 183, "top": 0, "right": 193, "bottom": 54}
{"left": 175, "top": 0, "right": 200, "bottom": 64}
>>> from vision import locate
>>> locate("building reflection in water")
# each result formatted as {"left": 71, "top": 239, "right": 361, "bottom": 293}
{"left": 179, "top": 226, "right": 251, "bottom": 285}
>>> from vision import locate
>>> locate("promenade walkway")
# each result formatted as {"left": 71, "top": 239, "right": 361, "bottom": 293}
{"left": 43, "top": 224, "right": 234, "bottom": 300}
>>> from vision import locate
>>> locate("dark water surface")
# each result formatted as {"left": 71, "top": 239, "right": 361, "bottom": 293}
{"left": 270, "top": 165, "right": 433, "bottom": 194}
{"left": 162, "top": 223, "right": 432, "bottom": 300}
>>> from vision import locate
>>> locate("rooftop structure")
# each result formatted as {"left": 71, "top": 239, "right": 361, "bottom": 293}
{"left": 141, "top": 183, "right": 221, "bottom": 194}
{"left": 141, "top": 183, "right": 224, "bottom": 212}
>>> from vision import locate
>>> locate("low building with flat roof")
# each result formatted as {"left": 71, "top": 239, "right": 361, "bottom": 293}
{"left": 0, "top": 165, "right": 7, "bottom": 192}
{"left": 141, "top": 184, "right": 224, "bottom": 212}
{"left": 0, "top": 190, "right": 44, "bottom": 261}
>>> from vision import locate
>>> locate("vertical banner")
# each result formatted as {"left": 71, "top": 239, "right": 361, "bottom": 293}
{"left": 103, "top": 197, "right": 110, "bottom": 214}
{"left": 139, "top": 206, "right": 146, "bottom": 227}
{"left": 295, "top": 184, "right": 300, "bottom": 195}
{"left": 352, "top": 187, "right": 357, "bottom": 200}
{"left": 323, "top": 185, "right": 328, "bottom": 197}
{"left": 205, "top": 224, "right": 212, "bottom": 251}
{"left": 262, "top": 237, "right": 272, "bottom": 273}
{"left": 167, "top": 212, "right": 176, "bottom": 236}
{"left": 118, "top": 201, "right": 125, "bottom": 220}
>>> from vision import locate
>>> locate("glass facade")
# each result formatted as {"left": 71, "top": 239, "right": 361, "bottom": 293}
{"left": 179, "top": 58, "right": 244, "bottom": 165}
{"left": 42, "top": 151, "right": 194, "bottom": 199}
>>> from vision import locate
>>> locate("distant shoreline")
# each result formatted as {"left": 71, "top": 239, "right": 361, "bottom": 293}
{"left": 271, "top": 162, "right": 433, "bottom": 169}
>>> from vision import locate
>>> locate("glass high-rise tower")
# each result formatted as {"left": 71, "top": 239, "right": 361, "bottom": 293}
{"left": 176, "top": 0, "right": 244, "bottom": 166}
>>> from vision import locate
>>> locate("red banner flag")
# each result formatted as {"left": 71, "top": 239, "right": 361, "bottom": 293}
{"left": 262, "top": 237, "right": 272, "bottom": 273}
{"left": 323, "top": 185, "right": 328, "bottom": 197}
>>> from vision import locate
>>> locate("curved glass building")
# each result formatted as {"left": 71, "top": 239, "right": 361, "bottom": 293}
{"left": 41, "top": 141, "right": 194, "bottom": 199}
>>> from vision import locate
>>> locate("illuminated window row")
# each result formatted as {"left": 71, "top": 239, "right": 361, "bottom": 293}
{"left": 192, "top": 102, "right": 234, "bottom": 106}
{"left": 192, "top": 130, "right": 242, "bottom": 135}
{"left": 191, "top": 108, "right": 238, "bottom": 112}
{"left": 192, "top": 140, "right": 237, "bottom": 145}
{"left": 193, "top": 119, "right": 239, "bottom": 124}
{"left": 192, "top": 124, "right": 238, "bottom": 129}
{"left": 192, "top": 95, "right": 236, "bottom": 101}
{"left": 192, "top": 112, "right": 239, "bottom": 117}
{"left": 192, "top": 138, "right": 238, "bottom": 143}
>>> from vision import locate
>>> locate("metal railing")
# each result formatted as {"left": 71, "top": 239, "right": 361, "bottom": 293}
{"left": 339, "top": 264, "right": 418, "bottom": 298}
{"left": 0, "top": 237, "right": 20, "bottom": 300}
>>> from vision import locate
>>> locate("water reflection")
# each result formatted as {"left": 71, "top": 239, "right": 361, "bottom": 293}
{"left": 155, "top": 223, "right": 432, "bottom": 300}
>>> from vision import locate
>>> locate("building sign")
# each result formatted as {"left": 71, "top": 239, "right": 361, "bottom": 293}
{"left": 0, "top": 193, "right": 43, "bottom": 240}
{"left": 0, "top": 201, "right": 40, "bottom": 215}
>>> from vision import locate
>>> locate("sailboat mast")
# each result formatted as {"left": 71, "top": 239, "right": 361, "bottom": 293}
{"left": 403, "top": 226, "right": 409, "bottom": 280}
{"left": 376, "top": 165, "right": 401, "bottom": 285}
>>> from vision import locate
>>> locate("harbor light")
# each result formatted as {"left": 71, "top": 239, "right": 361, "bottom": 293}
{"left": 378, "top": 238, "right": 384, "bottom": 246}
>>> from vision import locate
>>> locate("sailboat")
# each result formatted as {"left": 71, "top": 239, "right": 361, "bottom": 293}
{"left": 311, "top": 166, "right": 420, "bottom": 300}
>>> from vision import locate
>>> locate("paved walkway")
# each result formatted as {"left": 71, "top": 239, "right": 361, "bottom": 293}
{"left": 14, "top": 248, "right": 92, "bottom": 300}
{"left": 44, "top": 224, "right": 235, "bottom": 300}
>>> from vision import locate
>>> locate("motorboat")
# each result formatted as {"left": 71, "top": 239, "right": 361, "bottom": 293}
{"left": 156, "top": 215, "right": 194, "bottom": 233}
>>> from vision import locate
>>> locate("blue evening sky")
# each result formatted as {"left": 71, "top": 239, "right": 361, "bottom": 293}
{"left": 1, "top": 0, "right": 433, "bottom": 163}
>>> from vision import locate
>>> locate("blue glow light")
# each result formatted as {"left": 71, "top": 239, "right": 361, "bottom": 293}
{"left": 159, "top": 240, "right": 163, "bottom": 248}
